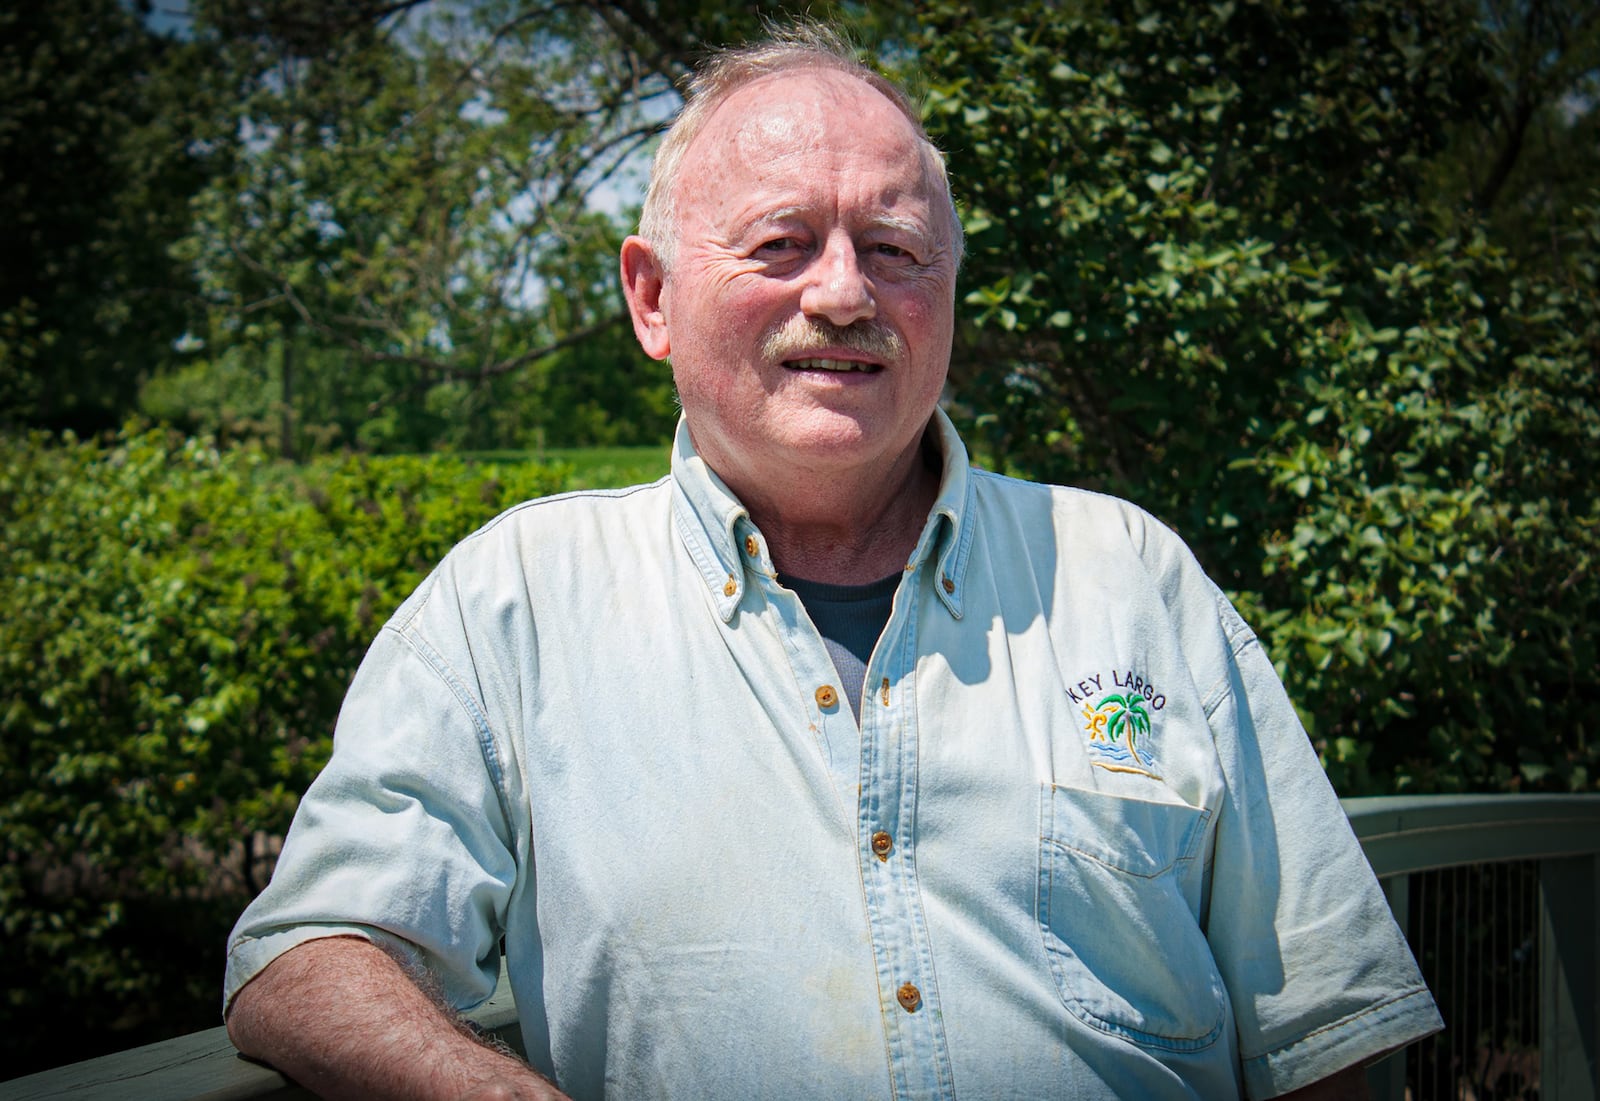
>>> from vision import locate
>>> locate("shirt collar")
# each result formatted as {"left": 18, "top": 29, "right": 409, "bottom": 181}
{"left": 670, "top": 408, "right": 974, "bottom": 623}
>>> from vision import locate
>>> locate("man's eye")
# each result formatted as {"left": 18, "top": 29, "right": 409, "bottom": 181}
{"left": 874, "top": 243, "right": 914, "bottom": 260}
{"left": 756, "top": 237, "right": 801, "bottom": 254}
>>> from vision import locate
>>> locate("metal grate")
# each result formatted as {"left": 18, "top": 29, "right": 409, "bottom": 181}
{"left": 1406, "top": 860, "right": 1542, "bottom": 1100}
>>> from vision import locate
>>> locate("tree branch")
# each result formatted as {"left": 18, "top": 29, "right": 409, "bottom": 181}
{"left": 223, "top": 239, "right": 629, "bottom": 398}
{"left": 361, "top": 312, "right": 632, "bottom": 415}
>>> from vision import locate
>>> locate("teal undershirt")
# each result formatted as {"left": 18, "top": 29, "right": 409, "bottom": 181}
{"left": 782, "top": 571, "right": 901, "bottom": 721}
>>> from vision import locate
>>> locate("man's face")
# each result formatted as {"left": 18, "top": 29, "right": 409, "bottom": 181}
{"left": 631, "top": 69, "right": 959, "bottom": 498}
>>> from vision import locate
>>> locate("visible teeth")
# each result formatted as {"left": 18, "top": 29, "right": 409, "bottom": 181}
{"left": 789, "top": 358, "right": 870, "bottom": 372}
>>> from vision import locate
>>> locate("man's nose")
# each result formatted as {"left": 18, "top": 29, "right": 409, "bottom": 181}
{"left": 800, "top": 233, "right": 876, "bottom": 327}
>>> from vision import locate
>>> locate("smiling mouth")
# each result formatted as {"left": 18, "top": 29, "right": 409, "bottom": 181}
{"left": 785, "top": 357, "right": 882, "bottom": 373}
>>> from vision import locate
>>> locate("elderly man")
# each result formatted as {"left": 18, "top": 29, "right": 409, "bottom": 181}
{"left": 224, "top": 24, "right": 1441, "bottom": 1101}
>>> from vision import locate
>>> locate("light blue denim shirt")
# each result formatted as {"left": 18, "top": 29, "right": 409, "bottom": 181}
{"left": 225, "top": 410, "right": 1440, "bottom": 1099}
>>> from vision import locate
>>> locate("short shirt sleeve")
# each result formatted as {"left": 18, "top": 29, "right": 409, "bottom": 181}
{"left": 223, "top": 599, "right": 519, "bottom": 1017}
{"left": 1200, "top": 587, "right": 1441, "bottom": 1097}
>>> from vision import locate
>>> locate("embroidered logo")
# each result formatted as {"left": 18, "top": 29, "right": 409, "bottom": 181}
{"left": 1068, "top": 670, "right": 1166, "bottom": 778}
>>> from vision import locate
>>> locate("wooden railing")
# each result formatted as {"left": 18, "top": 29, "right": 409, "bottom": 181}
{"left": 0, "top": 964, "right": 524, "bottom": 1100}
{"left": 4, "top": 795, "right": 1597, "bottom": 1100}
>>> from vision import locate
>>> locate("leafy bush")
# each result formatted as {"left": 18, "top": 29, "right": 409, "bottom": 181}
{"left": 1234, "top": 230, "right": 1600, "bottom": 793}
{"left": 0, "top": 427, "right": 567, "bottom": 1074}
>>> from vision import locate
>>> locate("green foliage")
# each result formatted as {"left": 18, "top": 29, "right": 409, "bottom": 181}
{"left": 7, "top": 1, "right": 909, "bottom": 452}
{"left": 160, "top": 0, "right": 695, "bottom": 455}
{"left": 918, "top": 1, "right": 1600, "bottom": 794}
{"left": 0, "top": 0, "right": 211, "bottom": 433}
{"left": 0, "top": 427, "right": 567, "bottom": 1074}
{"left": 1424, "top": 0, "right": 1600, "bottom": 274}
{"left": 921, "top": 0, "right": 1485, "bottom": 507}
{"left": 1241, "top": 223, "right": 1598, "bottom": 793}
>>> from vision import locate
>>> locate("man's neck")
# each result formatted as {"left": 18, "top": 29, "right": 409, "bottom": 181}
{"left": 732, "top": 445, "right": 942, "bottom": 586}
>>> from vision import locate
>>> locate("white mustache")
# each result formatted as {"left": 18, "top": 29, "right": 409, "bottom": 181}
{"left": 760, "top": 316, "right": 903, "bottom": 364}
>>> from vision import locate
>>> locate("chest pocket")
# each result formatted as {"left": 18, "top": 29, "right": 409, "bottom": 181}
{"left": 1038, "top": 784, "right": 1225, "bottom": 1051}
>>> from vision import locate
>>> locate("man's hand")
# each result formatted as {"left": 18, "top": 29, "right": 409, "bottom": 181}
{"left": 227, "top": 935, "right": 569, "bottom": 1101}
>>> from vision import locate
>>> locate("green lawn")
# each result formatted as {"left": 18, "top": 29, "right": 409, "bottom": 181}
{"left": 543, "top": 445, "right": 670, "bottom": 488}
{"left": 460, "top": 445, "right": 671, "bottom": 489}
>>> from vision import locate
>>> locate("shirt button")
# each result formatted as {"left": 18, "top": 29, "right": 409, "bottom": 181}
{"left": 744, "top": 535, "right": 759, "bottom": 557}
{"left": 814, "top": 684, "right": 838, "bottom": 709}
{"left": 723, "top": 574, "right": 737, "bottom": 597}
{"left": 941, "top": 575, "right": 955, "bottom": 594}
{"left": 896, "top": 983, "right": 921, "bottom": 1012}
{"left": 871, "top": 832, "right": 893, "bottom": 860}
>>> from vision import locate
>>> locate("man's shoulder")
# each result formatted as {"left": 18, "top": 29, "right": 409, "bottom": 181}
{"left": 969, "top": 467, "right": 1181, "bottom": 551}
{"left": 388, "top": 477, "right": 674, "bottom": 628}
{"left": 454, "top": 475, "right": 674, "bottom": 552}
{"left": 965, "top": 467, "right": 1225, "bottom": 627}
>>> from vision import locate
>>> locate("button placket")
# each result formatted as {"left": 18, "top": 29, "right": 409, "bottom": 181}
{"left": 855, "top": 584, "right": 956, "bottom": 1098}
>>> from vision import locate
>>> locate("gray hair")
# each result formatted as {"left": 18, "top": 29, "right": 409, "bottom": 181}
{"left": 637, "top": 21, "right": 963, "bottom": 271}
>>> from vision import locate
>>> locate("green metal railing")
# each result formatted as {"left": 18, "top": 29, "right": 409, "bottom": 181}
{"left": 1347, "top": 795, "right": 1600, "bottom": 1101}
{"left": 5, "top": 795, "right": 1598, "bottom": 1100}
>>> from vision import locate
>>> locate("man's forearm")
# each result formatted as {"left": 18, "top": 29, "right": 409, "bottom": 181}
{"left": 226, "top": 935, "right": 566, "bottom": 1101}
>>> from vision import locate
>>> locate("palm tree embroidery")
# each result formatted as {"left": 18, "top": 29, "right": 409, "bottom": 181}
{"left": 1084, "top": 693, "right": 1152, "bottom": 766}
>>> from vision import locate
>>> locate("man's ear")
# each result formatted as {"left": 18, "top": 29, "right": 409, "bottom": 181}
{"left": 620, "top": 236, "right": 670, "bottom": 361}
